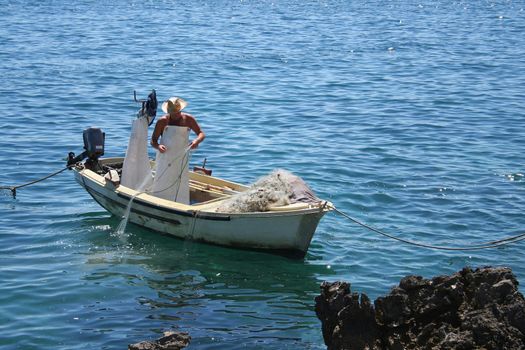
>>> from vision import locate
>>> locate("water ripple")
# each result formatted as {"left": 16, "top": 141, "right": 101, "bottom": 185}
{"left": 1, "top": 0, "right": 525, "bottom": 349}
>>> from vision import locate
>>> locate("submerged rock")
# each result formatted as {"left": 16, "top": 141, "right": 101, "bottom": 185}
{"left": 315, "top": 267, "right": 525, "bottom": 349}
{"left": 128, "top": 331, "right": 190, "bottom": 350}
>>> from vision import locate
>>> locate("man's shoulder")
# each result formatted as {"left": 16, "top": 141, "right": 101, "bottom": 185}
{"left": 182, "top": 112, "right": 196, "bottom": 124}
{"left": 154, "top": 115, "right": 169, "bottom": 129}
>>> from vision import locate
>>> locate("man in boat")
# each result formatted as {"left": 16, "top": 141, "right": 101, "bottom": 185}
{"left": 151, "top": 96, "right": 205, "bottom": 152}
{"left": 149, "top": 96, "right": 205, "bottom": 203}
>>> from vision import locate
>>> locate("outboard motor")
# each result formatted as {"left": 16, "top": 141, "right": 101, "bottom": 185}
{"left": 83, "top": 127, "right": 105, "bottom": 159}
{"left": 67, "top": 127, "right": 105, "bottom": 170}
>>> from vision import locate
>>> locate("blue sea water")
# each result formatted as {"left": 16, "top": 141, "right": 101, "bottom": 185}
{"left": 1, "top": 0, "right": 524, "bottom": 348}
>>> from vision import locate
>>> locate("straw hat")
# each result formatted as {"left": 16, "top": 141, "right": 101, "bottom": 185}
{"left": 161, "top": 97, "right": 188, "bottom": 114}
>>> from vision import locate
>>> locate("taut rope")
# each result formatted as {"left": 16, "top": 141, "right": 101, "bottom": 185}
{"left": 0, "top": 166, "right": 70, "bottom": 198}
{"left": 331, "top": 205, "right": 525, "bottom": 251}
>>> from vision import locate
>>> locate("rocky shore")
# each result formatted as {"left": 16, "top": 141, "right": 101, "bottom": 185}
{"left": 315, "top": 267, "right": 525, "bottom": 349}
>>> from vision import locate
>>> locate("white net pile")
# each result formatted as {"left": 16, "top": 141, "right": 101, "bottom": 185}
{"left": 215, "top": 169, "right": 320, "bottom": 213}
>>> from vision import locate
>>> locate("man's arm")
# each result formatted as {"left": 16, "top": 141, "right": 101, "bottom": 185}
{"left": 151, "top": 117, "right": 168, "bottom": 152}
{"left": 188, "top": 115, "right": 205, "bottom": 149}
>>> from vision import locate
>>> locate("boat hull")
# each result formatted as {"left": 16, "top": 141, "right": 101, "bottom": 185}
{"left": 74, "top": 165, "right": 328, "bottom": 257}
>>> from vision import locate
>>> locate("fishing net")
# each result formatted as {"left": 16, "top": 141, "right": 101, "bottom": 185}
{"left": 215, "top": 169, "right": 320, "bottom": 213}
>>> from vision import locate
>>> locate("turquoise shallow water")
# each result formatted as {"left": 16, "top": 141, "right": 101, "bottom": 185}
{"left": 1, "top": 1, "right": 525, "bottom": 348}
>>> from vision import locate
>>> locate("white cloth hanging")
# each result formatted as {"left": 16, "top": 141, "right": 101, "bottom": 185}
{"left": 120, "top": 117, "right": 153, "bottom": 191}
{"left": 150, "top": 126, "right": 190, "bottom": 204}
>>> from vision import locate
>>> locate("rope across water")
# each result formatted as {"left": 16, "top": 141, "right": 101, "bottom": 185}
{"left": 0, "top": 166, "right": 70, "bottom": 198}
{"left": 331, "top": 205, "right": 525, "bottom": 251}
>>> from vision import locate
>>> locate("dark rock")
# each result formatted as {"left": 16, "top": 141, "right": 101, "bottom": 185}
{"left": 128, "top": 331, "right": 190, "bottom": 350}
{"left": 315, "top": 267, "right": 525, "bottom": 349}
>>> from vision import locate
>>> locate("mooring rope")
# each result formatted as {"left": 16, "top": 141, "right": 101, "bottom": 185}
{"left": 330, "top": 205, "right": 525, "bottom": 251}
{"left": 0, "top": 166, "right": 70, "bottom": 198}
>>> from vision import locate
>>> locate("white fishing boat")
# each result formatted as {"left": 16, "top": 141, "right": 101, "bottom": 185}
{"left": 71, "top": 157, "right": 331, "bottom": 257}
{"left": 68, "top": 91, "right": 332, "bottom": 257}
